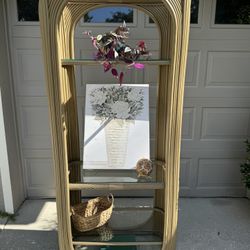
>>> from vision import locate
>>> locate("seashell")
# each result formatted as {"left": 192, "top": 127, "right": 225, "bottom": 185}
{"left": 97, "top": 34, "right": 103, "bottom": 41}
{"left": 124, "top": 47, "right": 132, "bottom": 53}
{"left": 114, "top": 50, "right": 119, "bottom": 58}
{"left": 136, "top": 158, "right": 153, "bottom": 178}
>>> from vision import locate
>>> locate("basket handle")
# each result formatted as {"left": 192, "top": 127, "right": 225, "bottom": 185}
{"left": 70, "top": 206, "right": 75, "bottom": 216}
{"left": 107, "top": 193, "right": 114, "bottom": 203}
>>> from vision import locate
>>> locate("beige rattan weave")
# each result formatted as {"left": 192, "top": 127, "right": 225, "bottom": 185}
{"left": 71, "top": 194, "right": 114, "bottom": 232}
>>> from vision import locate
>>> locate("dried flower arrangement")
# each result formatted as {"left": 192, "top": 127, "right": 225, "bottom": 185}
{"left": 84, "top": 21, "right": 150, "bottom": 84}
{"left": 90, "top": 86, "right": 144, "bottom": 120}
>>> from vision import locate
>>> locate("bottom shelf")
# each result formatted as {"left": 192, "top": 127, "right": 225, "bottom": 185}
{"left": 75, "top": 245, "right": 162, "bottom": 250}
{"left": 72, "top": 208, "right": 163, "bottom": 248}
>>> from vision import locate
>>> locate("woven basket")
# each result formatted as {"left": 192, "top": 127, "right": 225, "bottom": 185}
{"left": 71, "top": 194, "right": 114, "bottom": 232}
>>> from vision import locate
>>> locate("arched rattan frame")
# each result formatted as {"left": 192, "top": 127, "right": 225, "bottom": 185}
{"left": 39, "top": 1, "right": 191, "bottom": 249}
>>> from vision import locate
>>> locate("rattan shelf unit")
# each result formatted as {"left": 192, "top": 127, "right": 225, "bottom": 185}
{"left": 39, "top": 1, "right": 191, "bottom": 249}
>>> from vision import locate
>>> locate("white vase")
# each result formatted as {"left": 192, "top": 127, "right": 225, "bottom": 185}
{"left": 105, "top": 119, "right": 129, "bottom": 169}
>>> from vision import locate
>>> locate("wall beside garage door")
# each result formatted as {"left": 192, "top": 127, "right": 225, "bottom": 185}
{"left": 4, "top": 0, "right": 250, "bottom": 199}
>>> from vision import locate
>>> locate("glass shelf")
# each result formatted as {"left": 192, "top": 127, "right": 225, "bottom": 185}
{"left": 68, "top": 161, "right": 165, "bottom": 190}
{"left": 61, "top": 58, "right": 171, "bottom": 66}
{"left": 72, "top": 208, "right": 163, "bottom": 247}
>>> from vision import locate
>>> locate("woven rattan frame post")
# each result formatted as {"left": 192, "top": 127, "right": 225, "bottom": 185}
{"left": 39, "top": 1, "right": 191, "bottom": 249}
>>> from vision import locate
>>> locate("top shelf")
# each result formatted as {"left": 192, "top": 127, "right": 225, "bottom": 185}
{"left": 61, "top": 59, "right": 171, "bottom": 66}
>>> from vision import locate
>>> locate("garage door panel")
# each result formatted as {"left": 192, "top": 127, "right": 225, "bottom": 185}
{"left": 18, "top": 98, "right": 51, "bottom": 149}
{"left": 22, "top": 149, "right": 52, "bottom": 158}
{"left": 185, "top": 88, "right": 250, "bottom": 98}
{"left": 190, "top": 30, "right": 250, "bottom": 41}
{"left": 185, "top": 51, "right": 201, "bottom": 87}
{"left": 12, "top": 38, "right": 45, "bottom": 96}
{"left": 15, "top": 49, "right": 46, "bottom": 96}
{"left": 187, "top": 41, "right": 250, "bottom": 97}
{"left": 11, "top": 26, "right": 40, "bottom": 38}
{"left": 184, "top": 97, "right": 250, "bottom": 107}
{"left": 190, "top": 39, "right": 250, "bottom": 49}
{"left": 180, "top": 158, "right": 192, "bottom": 188}
{"left": 182, "top": 107, "right": 195, "bottom": 140}
{"left": 12, "top": 37, "right": 42, "bottom": 49}
{"left": 193, "top": 159, "right": 245, "bottom": 197}
{"left": 25, "top": 158, "right": 55, "bottom": 197}
{"left": 21, "top": 149, "right": 54, "bottom": 197}
{"left": 201, "top": 108, "right": 250, "bottom": 140}
{"left": 179, "top": 157, "right": 199, "bottom": 197}
{"left": 181, "top": 141, "right": 248, "bottom": 155}
{"left": 181, "top": 147, "right": 246, "bottom": 160}
{"left": 190, "top": 187, "right": 245, "bottom": 197}
{"left": 186, "top": 47, "right": 208, "bottom": 90}
{"left": 181, "top": 106, "right": 249, "bottom": 153}
{"left": 197, "top": 158, "right": 243, "bottom": 187}
{"left": 179, "top": 156, "right": 245, "bottom": 197}
{"left": 206, "top": 51, "right": 250, "bottom": 87}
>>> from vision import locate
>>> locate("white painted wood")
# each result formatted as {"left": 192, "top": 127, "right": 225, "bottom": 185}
{"left": 5, "top": 0, "right": 250, "bottom": 197}
{"left": 0, "top": 90, "right": 14, "bottom": 213}
{"left": 0, "top": 173, "right": 4, "bottom": 211}
{"left": 206, "top": 52, "right": 250, "bottom": 87}
{"left": 0, "top": 0, "right": 25, "bottom": 212}
{"left": 179, "top": 0, "right": 250, "bottom": 197}
{"left": 6, "top": 0, "right": 52, "bottom": 198}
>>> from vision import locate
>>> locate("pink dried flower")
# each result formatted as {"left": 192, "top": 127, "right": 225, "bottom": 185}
{"left": 119, "top": 72, "right": 124, "bottom": 85}
{"left": 111, "top": 68, "right": 118, "bottom": 78}
{"left": 138, "top": 40, "right": 145, "bottom": 49}
{"left": 106, "top": 49, "right": 115, "bottom": 60}
{"left": 134, "top": 63, "right": 145, "bottom": 69}
{"left": 103, "top": 61, "right": 111, "bottom": 72}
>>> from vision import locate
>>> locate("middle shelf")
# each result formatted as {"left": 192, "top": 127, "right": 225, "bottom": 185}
{"left": 69, "top": 181, "right": 164, "bottom": 190}
{"left": 68, "top": 161, "right": 165, "bottom": 190}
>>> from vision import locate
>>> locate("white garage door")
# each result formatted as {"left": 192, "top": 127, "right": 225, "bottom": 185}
{"left": 6, "top": 0, "right": 250, "bottom": 197}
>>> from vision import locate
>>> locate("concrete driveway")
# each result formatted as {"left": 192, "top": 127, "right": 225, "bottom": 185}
{"left": 0, "top": 198, "right": 250, "bottom": 250}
